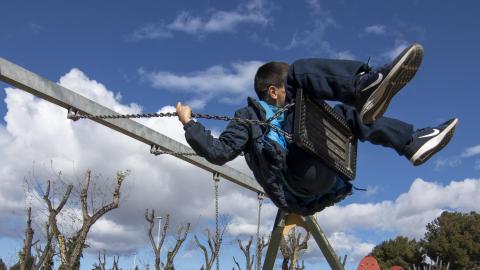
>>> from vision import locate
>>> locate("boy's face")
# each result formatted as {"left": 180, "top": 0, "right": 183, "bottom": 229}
{"left": 267, "top": 84, "right": 286, "bottom": 107}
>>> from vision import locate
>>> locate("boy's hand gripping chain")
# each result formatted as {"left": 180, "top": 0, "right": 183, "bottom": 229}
{"left": 67, "top": 103, "right": 295, "bottom": 156}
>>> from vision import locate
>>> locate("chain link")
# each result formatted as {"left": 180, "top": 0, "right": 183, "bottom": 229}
{"left": 150, "top": 148, "right": 198, "bottom": 157}
{"left": 266, "top": 102, "right": 295, "bottom": 123}
{"left": 213, "top": 173, "right": 221, "bottom": 270}
{"left": 68, "top": 103, "right": 295, "bottom": 141}
{"left": 256, "top": 193, "right": 264, "bottom": 270}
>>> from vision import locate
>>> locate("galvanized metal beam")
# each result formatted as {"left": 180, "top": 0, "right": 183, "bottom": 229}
{"left": 262, "top": 210, "right": 286, "bottom": 270}
{"left": 0, "top": 57, "right": 264, "bottom": 194}
{"left": 304, "top": 215, "right": 344, "bottom": 270}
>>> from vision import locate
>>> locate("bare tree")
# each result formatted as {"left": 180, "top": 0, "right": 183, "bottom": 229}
{"left": 92, "top": 251, "right": 106, "bottom": 270}
{"left": 233, "top": 236, "right": 254, "bottom": 270}
{"left": 92, "top": 253, "right": 122, "bottom": 270}
{"left": 233, "top": 235, "right": 270, "bottom": 270}
{"left": 164, "top": 222, "right": 191, "bottom": 270}
{"left": 145, "top": 210, "right": 168, "bottom": 270}
{"left": 32, "top": 222, "right": 55, "bottom": 270}
{"left": 279, "top": 228, "right": 309, "bottom": 270}
{"left": 42, "top": 177, "right": 73, "bottom": 268}
{"left": 194, "top": 226, "right": 227, "bottom": 270}
{"left": 43, "top": 170, "right": 127, "bottom": 269}
{"left": 110, "top": 256, "right": 120, "bottom": 270}
{"left": 15, "top": 208, "right": 54, "bottom": 270}
{"left": 19, "top": 207, "right": 35, "bottom": 270}
{"left": 145, "top": 211, "right": 191, "bottom": 270}
{"left": 256, "top": 235, "right": 270, "bottom": 270}
{"left": 410, "top": 256, "right": 452, "bottom": 270}
{"left": 0, "top": 258, "right": 6, "bottom": 270}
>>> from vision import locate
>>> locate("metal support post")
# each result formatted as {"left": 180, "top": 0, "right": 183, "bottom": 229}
{"left": 262, "top": 210, "right": 344, "bottom": 270}
{"left": 304, "top": 215, "right": 344, "bottom": 270}
{"left": 262, "top": 210, "right": 287, "bottom": 270}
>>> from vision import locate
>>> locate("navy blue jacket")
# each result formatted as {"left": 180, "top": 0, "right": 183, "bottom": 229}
{"left": 183, "top": 98, "right": 352, "bottom": 215}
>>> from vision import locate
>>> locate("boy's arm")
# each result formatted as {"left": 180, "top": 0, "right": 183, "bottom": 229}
{"left": 177, "top": 102, "right": 249, "bottom": 165}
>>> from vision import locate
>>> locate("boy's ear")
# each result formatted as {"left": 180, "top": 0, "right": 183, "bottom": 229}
{"left": 267, "top": 85, "right": 277, "bottom": 99}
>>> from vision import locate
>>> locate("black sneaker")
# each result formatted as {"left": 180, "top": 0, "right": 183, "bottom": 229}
{"left": 404, "top": 118, "right": 459, "bottom": 166}
{"left": 354, "top": 43, "right": 424, "bottom": 123}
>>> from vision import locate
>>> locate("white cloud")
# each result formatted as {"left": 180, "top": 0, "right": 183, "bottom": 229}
{"left": 129, "top": 0, "right": 270, "bottom": 40}
{"left": 434, "top": 156, "right": 462, "bottom": 170}
{"left": 220, "top": 190, "right": 277, "bottom": 236}
{"left": 317, "top": 178, "right": 480, "bottom": 239}
{"left": 288, "top": 0, "right": 337, "bottom": 50}
{"left": 434, "top": 144, "right": 480, "bottom": 170}
{"left": 130, "top": 22, "right": 174, "bottom": 40}
{"left": 364, "top": 185, "right": 379, "bottom": 197}
{"left": 88, "top": 218, "right": 144, "bottom": 253}
{"left": 332, "top": 50, "right": 356, "bottom": 60}
{"left": 185, "top": 98, "right": 208, "bottom": 110}
{"left": 292, "top": 178, "right": 480, "bottom": 264}
{"left": 382, "top": 39, "right": 409, "bottom": 60}
{"left": 140, "top": 61, "right": 263, "bottom": 106}
{"left": 364, "top": 25, "right": 386, "bottom": 35}
{"left": 28, "top": 22, "right": 44, "bottom": 34}
{"left": 263, "top": 0, "right": 355, "bottom": 59}
{"left": 461, "top": 144, "right": 480, "bottom": 158}
{"left": 322, "top": 232, "right": 375, "bottom": 261}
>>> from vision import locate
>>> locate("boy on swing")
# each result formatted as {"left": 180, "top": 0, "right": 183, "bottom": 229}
{"left": 176, "top": 43, "right": 458, "bottom": 215}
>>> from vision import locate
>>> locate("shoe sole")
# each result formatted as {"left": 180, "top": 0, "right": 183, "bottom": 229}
{"left": 410, "top": 118, "right": 459, "bottom": 166}
{"left": 360, "top": 43, "right": 424, "bottom": 124}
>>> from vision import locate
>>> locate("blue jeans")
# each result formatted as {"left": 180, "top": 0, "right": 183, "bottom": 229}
{"left": 284, "top": 58, "right": 414, "bottom": 196}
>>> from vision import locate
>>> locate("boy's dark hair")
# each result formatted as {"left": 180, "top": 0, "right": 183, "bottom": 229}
{"left": 254, "top": 61, "right": 289, "bottom": 100}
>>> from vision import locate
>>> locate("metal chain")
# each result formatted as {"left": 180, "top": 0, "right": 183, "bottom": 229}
{"left": 256, "top": 193, "right": 264, "bottom": 270}
{"left": 213, "top": 173, "right": 221, "bottom": 270}
{"left": 67, "top": 103, "right": 295, "bottom": 141}
{"left": 150, "top": 145, "right": 198, "bottom": 157}
{"left": 152, "top": 150, "right": 198, "bottom": 156}
{"left": 266, "top": 102, "right": 295, "bottom": 123}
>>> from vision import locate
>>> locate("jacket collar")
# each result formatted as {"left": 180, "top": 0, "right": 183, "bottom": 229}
{"left": 247, "top": 97, "right": 267, "bottom": 120}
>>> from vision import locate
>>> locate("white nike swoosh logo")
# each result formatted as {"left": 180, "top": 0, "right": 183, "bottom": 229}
{"left": 419, "top": 129, "right": 440, "bottom": 138}
{"left": 361, "top": 73, "right": 383, "bottom": 92}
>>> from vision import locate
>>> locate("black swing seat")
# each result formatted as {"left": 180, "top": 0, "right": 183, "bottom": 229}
{"left": 293, "top": 88, "right": 357, "bottom": 181}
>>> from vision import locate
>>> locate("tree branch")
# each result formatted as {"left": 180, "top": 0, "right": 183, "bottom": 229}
{"left": 195, "top": 225, "right": 227, "bottom": 270}
{"left": 165, "top": 222, "right": 191, "bottom": 269}
{"left": 20, "top": 207, "right": 34, "bottom": 270}
{"left": 89, "top": 171, "right": 126, "bottom": 223}
{"left": 68, "top": 170, "right": 127, "bottom": 268}
{"left": 34, "top": 222, "right": 54, "bottom": 270}
{"left": 81, "top": 170, "right": 91, "bottom": 221}
{"left": 55, "top": 183, "right": 73, "bottom": 213}
{"left": 42, "top": 180, "right": 73, "bottom": 267}
{"left": 233, "top": 256, "right": 241, "bottom": 270}
{"left": 237, "top": 236, "right": 253, "bottom": 270}
{"left": 194, "top": 235, "right": 210, "bottom": 270}
{"left": 145, "top": 209, "right": 159, "bottom": 255}
{"left": 158, "top": 214, "right": 170, "bottom": 256}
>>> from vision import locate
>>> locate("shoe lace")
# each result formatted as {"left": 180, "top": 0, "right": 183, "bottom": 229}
{"left": 366, "top": 56, "right": 372, "bottom": 69}
{"left": 414, "top": 127, "right": 431, "bottom": 135}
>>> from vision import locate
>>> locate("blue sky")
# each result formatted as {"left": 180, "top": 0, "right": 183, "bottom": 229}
{"left": 0, "top": 1, "right": 479, "bottom": 269}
